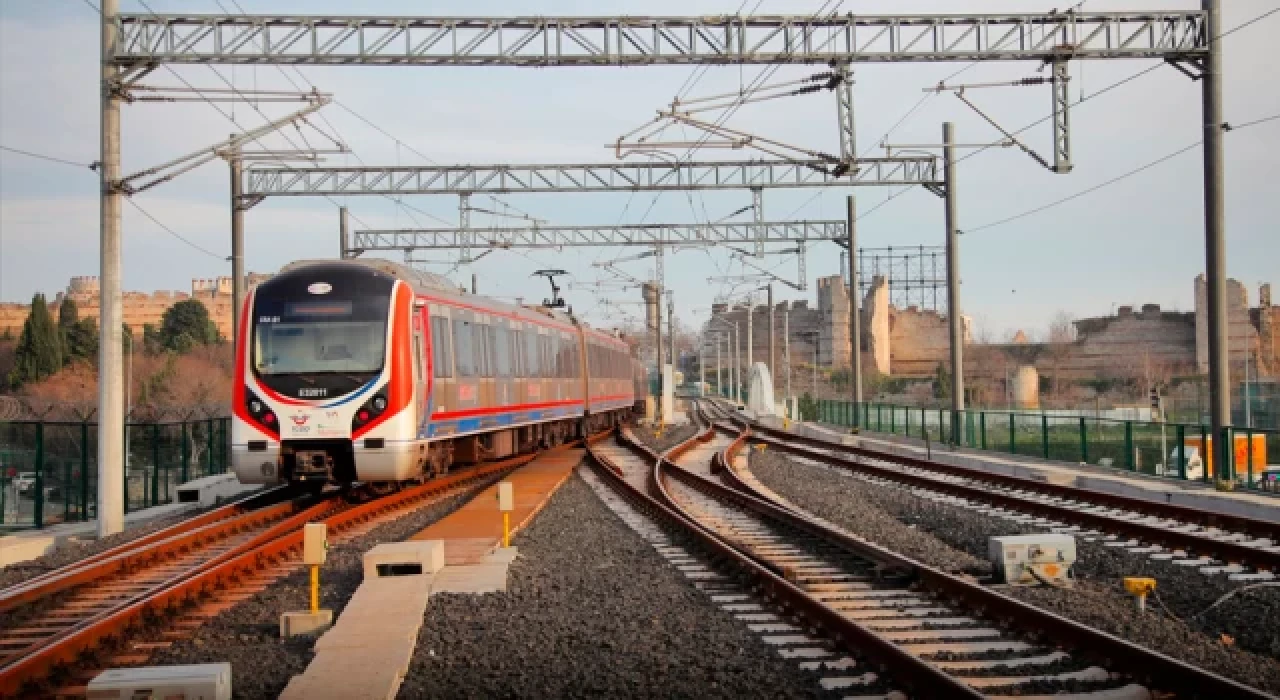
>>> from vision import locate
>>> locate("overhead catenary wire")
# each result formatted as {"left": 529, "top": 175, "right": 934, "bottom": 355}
{"left": 964, "top": 113, "right": 1279, "bottom": 235}
{"left": 1, "top": 143, "right": 228, "bottom": 259}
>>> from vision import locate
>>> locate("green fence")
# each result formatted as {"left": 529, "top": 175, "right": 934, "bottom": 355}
{"left": 0, "top": 417, "right": 230, "bottom": 529}
{"left": 817, "top": 400, "right": 1280, "bottom": 492}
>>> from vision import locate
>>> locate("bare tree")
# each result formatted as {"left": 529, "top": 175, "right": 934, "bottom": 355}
{"left": 1045, "top": 311, "right": 1077, "bottom": 399}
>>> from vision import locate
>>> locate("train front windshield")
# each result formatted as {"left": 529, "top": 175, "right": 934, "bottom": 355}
{"left": 254, "top": 311, "right": 386, "bottom": 375}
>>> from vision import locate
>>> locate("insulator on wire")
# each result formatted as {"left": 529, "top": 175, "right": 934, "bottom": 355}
{"left": 794, "top": 84, "right": 824, "bottom": 96}
{"left": 1015, "top": 77, "right": 1051, "bottom": 86}
{"left": 806, "top": 71, "right": 836, "bottom": 82}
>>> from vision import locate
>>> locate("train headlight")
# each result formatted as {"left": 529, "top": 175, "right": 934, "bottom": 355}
{"left": 244, "top": 388, "right": 279, "bottom": 437}
{"left": 351, "top": 390, "right": 389, "bottom": 432}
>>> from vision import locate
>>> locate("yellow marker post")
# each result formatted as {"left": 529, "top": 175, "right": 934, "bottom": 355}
{"left": 1123, "top": 577, "right": 1156, "bottom": 612}
{"left": 498, "top": 482, "right": 514, "bottom": 549}
{"left": 310, "top": 565, "right": 320, "bottom": 613}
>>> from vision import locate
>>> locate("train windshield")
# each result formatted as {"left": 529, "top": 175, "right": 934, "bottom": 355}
{"left": 253, "top": 299, "right": 389, "bottom": 376}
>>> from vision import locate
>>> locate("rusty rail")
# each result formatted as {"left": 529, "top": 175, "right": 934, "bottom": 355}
{"left": 590, "top": 421, "right": 984, "bottom": 699}
{"left": 696, "top": 401, "right": 1273, "bottom": 700}
{"left": 725, "top": 409, "right": 1280, "bottom": 573}
{"left": 0, "top": 457, "right": 529, "bottom": 697}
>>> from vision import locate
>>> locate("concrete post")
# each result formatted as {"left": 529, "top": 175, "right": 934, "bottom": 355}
{"left": 471, "top": 273, "right": 478, "bottom": 295}
{"left": 767, "top": 283, "right": 775, "bottom": 396}
{"left": 98, "top": 0, "right": 124, "bottom": 537}
{"left": 746, "top": 296, "right": 754, "bottom": 371}
{"left": 698, "top": 340, "right": 705, "bottom": 397}
{"left": 944, "top": 122, "right": 965, "bottom": 442}
{"left": 784, "top": 307, "right": 792, "bottom": 408}
{"left": 667, "top": 292, "right": 675, "bottom": 378}
{"left": 1202, "top": 0, "right": 1231, "bottom": 479}
{"left": 846, "top": 195, "right": 862, "bottom": 427}
{"left": 229, "top": 143, "right": 245, "bottom": 347}
{"left": 734, "top": 322, "right": 741, "bottom": 403}
{"left": 338, "top": 206, "right": 349, "bottom": 258}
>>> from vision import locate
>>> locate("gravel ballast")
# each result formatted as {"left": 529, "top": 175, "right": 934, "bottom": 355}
{"left": 398, "top": 472, "right": 826, "bottom": 699}
{"left": 630, "top": 420, "right": 699, "bottom": 454}
{"left": 749, "top": 449, "right": 1280, "bottom": 695}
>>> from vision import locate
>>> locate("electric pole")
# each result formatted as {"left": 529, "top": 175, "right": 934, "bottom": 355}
{"left": 339, "top": 206, "right": 349, "bottom": 258}
{"left": 944, "top": 122, "right": 965, "bottom": 444}
{"left": 767, "top": 283, "right": 775, "bottom": 398}
{"left": 1202, "top": 0, "right": 1230, "bottom": 480}
{"left": 98, "top": 0, "right": 125, "bottom": 537}
{"left": 847, "top": 194, "right": 862, "bottom": 428}
{"left": 229, "top": 140, "right": 245, "bottom": 345}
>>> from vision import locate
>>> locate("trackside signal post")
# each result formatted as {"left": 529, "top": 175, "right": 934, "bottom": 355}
{"left": 281, "top": 523, "right": 333, "bottom": 637}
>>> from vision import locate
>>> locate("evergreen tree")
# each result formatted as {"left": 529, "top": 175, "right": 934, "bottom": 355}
{"left": 158, "top": 299, "right": 215, "bottom": 353}
{"left": 934, "top": 362, "right": 951, "bottom": 399}
{"left": 8, "top": 294, "right": 64, "bottom": 387}
{"left": 56, "top": 298, "right": 98, "bottom": 364}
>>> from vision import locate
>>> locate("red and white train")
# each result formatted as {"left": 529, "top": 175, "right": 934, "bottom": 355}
{"left": 232, "top": 259, "right": 642, "bottom": 489}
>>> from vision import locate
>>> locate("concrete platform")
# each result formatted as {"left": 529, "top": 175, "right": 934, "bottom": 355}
{"left": 410, "top": 447, "right": 582, "bottom": 564}
{"left": 793, "top": 420, "right": 1280, "bottom": 523}
{"left": 280, "top": 450, "right": 581, "bottom": 700}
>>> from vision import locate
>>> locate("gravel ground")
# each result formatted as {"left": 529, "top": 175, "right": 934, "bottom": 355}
{"left": 153, "top": 482, "right": 494, "bottom": 699}
{"left": 630, "top": 420, "right": 699, "bottom": 454}
{"left": 398, "top": 472, "right": 827, "bottom": 699}
{"left": 750, "top": 449, "right": 1280, "bottom": 695}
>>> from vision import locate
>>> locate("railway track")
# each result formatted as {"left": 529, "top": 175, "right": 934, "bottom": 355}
{"left": 0, "top": 456, "right": 534, "bottom": 697}
{"left": 585, "top": 405, "right": 1272, "bottom": 698}
{"left": 715, "top": 402, "right": 1280, "bottom": 579}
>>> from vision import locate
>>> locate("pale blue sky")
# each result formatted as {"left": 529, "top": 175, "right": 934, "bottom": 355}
{"left": 1, "top": 0, "right": 1277, "bottom": 340}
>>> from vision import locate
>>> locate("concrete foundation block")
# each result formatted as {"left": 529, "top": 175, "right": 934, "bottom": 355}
{"left": 280, "top": 610, "right": 333, "bottom": 638}
{"left": 175, "top": 473, "right": 259, "bottom": 508}
{"left": 362, "top": 540, "right": 445, "bottom": 580}
{"left": 484, "top": 546, "right": 518, "bottom": 564}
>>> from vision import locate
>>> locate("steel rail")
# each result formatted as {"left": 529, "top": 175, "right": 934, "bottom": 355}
{"left": 0, "top": 456, "right": 530, "bottom": 696}
{"left": 588, "top": 423, "right": 984, "bottom": 699}
{"left": 737, "top": 414, "right": 1280, "bottom": 573}
{"left": 6, "top": 485, "right": 293, "bottom": 596}
{"left": 696, "top": 402, "right": 1273, "bottom": 700}
{"left": 0, "top": 491, "right": 316, "bottom": 615}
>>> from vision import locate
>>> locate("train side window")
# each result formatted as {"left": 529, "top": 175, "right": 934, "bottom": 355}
{"left": 452, "top": 318, "right": 475, "bottom": 377}
{"left": 431, "top": 317, "right": 452, "bottom": 378}
{"left": 473, "top": 323, "right": 486, "bottom": 378}
{"left": 510, "top": 326, "right": 523, "bottom": 376}
{"left": 539, "top": 335, "right": 552, "bottom": 379}
{"left": 524, "top": 330, "right": 539, "bottom": 378}
{"left": 494, "top": 324, "right": 513, "bottom": 377}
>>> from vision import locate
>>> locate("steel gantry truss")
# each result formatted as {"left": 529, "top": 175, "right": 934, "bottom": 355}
{"left": 243, "top": 157, "right": 939, "bottom": 197}
{"left": 88, "top": 4, "right": 1236, "bottom": 546}
{"left": 350, "top": 220, "right": 844, "bottom": 253}
{"left": 112, "top": 12, "right": 1208, "bottom": 66}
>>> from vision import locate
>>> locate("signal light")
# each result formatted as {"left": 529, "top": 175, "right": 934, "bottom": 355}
{"left": 264, "top": 413, "right": 276, "bottom": 425}
{"left": 358, "top": 410, "right": 370, "bottom": 422}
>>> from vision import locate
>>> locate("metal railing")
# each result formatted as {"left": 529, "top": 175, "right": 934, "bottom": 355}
{"left": 817, "top": 400, "right": 1280, "bottom": 493}
{"left": 0, "top": 417, "right": 231, "bottom": 529}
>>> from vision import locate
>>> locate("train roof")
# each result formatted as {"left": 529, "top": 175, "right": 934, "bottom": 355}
{"left": 278, "top": 258, "right": 629, "bottom": 348}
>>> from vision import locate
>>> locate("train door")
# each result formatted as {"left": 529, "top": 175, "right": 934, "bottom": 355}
{"left": 493, "top": 318, "right": 514, "bottom": 408}
{"left": 412, "top": 305, "right": 427, "bottom": 436}
{"left": 451, "top": 309, "right": 481, "bottom": 417}
{"left": 428, "top": 306, "right": 454, "bottom": 422}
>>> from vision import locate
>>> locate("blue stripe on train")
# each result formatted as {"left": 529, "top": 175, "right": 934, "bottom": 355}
{"left": 422, "top": 402, "right": 630, "bottom": 439}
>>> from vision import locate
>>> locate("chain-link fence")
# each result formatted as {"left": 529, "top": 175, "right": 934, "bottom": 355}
{"left": 0, "top": 417, "right": 230, "bottom": 529}
{"left": 818, "top": 400, "right": 1280, "bottom": 493}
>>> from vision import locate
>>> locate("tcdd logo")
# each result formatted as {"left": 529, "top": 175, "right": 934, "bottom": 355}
{"left": 291, "top": 414, "right": 310, "bottom": 426}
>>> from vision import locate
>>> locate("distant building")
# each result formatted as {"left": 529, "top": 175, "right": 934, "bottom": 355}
{"left": 0, "top": 274, "right": 271, "bottom": 340}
